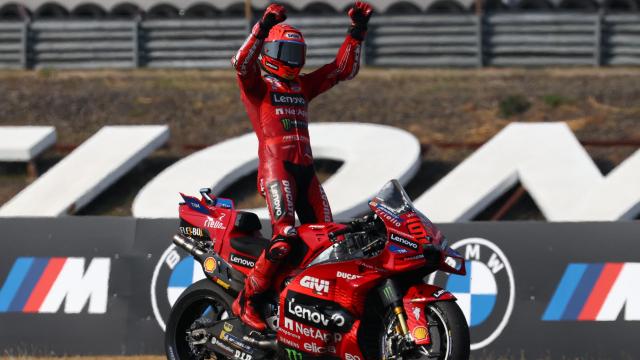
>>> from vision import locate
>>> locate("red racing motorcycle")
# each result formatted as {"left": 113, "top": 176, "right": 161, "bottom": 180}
{"left": 165, "top": 180, "right": 469, "bottom": 360}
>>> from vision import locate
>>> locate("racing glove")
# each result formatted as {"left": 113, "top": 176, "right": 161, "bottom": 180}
{"left": 253, "top": 4, "right": 287, "bottom": 39}
{"left": 348, "top": 1, "right": 374, "bottom": 41}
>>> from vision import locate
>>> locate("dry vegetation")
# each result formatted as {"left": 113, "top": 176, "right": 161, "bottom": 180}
{"left": 0, "top": 68, "right": 639, "bottom": 217}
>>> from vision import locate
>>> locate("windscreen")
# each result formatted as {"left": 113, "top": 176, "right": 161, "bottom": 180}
{"left": 373, "top": 180, "right": 444, "bottom": 247}
{"left": 373, "top": 180, "right": 414, "bottom": 215}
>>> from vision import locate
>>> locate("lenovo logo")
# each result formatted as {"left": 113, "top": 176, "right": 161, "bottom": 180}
{"left": 271, "top": 92, "right": 306, "bottom": 107}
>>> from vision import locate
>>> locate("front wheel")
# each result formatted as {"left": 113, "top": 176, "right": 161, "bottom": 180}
{"left": 165, "top": 279, "right": 235, "bottom": 360}
{"left": 380, "top": 301, "right": 470, "bottom": 360}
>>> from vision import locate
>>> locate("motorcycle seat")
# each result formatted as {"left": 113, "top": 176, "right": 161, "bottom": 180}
{"left": 230, "top": 236, "right": 270, "bottom": 258}
{"left": 234, "top": 211, "right": 262, "bottom": 232}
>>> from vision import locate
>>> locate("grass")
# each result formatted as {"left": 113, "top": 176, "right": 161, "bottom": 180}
{"left": 498, "top": 95, "right": 531, "bottom": 118}
{"left": 541, "top": 94, "right": 571, "bottom": 108}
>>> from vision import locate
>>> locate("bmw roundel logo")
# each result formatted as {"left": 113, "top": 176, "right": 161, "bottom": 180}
{"left": 429, "top": 238, "right": 515, "bottom": 350}
{"left": 151, "top": 244, "right": 205, "bottom": 330}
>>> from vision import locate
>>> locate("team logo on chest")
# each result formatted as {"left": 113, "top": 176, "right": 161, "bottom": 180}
{"left": 280, "top": 119, "right": 308, "bottom": 131}
{"left": 271, "top": 92, "right": 306, "bottom": 107}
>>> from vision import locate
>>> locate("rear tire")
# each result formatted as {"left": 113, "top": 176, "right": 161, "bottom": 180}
{"left": 379, "top": 301, "right": 470, "bottom": 360}
{"left": 165, "top": 279, "right": 235, "bottom": 360}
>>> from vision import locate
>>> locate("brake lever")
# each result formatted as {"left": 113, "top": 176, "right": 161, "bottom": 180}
{"left": 328, "top": 226, "right": 352, "bottom": 242}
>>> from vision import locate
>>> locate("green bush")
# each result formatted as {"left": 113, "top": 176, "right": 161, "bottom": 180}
{"left": 499, "top": 95, "right": 531, "bottom": 118}
{"left": 542, "top": 94, "right": 569, "bottom": 108}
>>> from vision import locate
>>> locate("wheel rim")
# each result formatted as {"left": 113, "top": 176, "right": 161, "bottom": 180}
{"left": 381, "top": 304, "right": 451, "bottom": 360}
{"left": 172, "top": 294, "right": 230, "bottom": 360}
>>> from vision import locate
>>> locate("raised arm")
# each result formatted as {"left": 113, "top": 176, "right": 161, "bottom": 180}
{"left": 231, "top": 4, "right": 287, "bottom": 94}
{"left": 301, "top": 1, "right": 373, "bottom": 101}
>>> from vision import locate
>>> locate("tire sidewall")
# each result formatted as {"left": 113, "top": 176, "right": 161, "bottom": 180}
{"left": 429, "top": 301, "right": 470, "bottom": 360}
{"left": 164, "top": 279, "right": 236, "bottom": 360}
{"left": 379, "top": 300, "right": 470, "bottom": 360}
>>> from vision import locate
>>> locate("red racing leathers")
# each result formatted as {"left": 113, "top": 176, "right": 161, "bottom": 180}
{"left": 230, "top": 4, "right": 368, "bottom": 331}
{"left": 233, "top": 24, "right": 363, "bottom": 236}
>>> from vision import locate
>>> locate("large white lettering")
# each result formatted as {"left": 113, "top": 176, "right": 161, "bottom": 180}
{"left": 0, "top": 126, "right": 56, "bottom": 161}
{"left": 2, "top": 123, "right": 640, "bottom": 222}
{"left": 132, "top": 123, "right": 420, "bottom": 219}
{"left": 0, "top": 126, "right": 169, "bottom": 217}
{"left": 415, "top": 122, "right": 640, "bottom": 222}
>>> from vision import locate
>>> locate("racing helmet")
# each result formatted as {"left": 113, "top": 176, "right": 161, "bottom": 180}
{"left": 260, "top": 24, "right": 306, "bottom": 80}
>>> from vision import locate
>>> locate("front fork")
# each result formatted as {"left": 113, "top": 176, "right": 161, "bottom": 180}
{"left": 379, "top": 280, "right": 456, "bottom": 356}
{"left": 378, "top": 279, "right": 415, "bottom": 355}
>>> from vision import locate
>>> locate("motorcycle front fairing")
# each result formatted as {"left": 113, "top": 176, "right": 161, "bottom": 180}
{"left": 370, "top": 180, "right": 466, "bottom": 276}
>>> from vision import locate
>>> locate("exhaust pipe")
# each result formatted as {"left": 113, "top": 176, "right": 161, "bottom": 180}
{"left": 173, "top": 234, "right": 206, "bottom": 260}
{"left": 242, "top": 336, "right": 278, "bottom": 351}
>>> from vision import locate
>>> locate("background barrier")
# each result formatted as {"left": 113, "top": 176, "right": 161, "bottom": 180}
{"left": 0, "top": 217, "right": 638, "bottom": 357}
{"left": 1, "top": 13, "right": 640, "bottom": 69}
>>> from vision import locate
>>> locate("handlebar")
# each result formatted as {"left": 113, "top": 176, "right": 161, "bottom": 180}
{"left": 328, "top": 225, "right": 353, "bottom": 242}
{"left": 328, "top": 214, "right": 380, "bottom": 242}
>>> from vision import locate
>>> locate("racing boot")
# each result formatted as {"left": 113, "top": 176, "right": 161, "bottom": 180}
{"left": 232, "top": 237, "right": 291, "bottom": 331}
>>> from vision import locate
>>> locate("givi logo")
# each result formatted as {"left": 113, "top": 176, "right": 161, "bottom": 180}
{"left": 0, "top": 257, "right": 110, "bottom": 314}
{"left": 299, "top": 276, "right": 329, "bottom": 294}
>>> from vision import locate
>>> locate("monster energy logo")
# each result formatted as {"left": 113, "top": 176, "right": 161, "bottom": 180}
{"left": 281, "top": 118, "right": 308, "bottom": 131}
{"left": 383, "top": 286, "right": 394, "bottom": 302}
{"left": 285, "top": 348, "right": 303, "bottom": 360}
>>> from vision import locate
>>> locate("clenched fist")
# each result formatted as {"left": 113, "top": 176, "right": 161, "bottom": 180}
{"left": 254, "top": 4, "right": 287, "bottom": 39}
{"left": 348, "top": 1, "right": 373, "bottom": 40}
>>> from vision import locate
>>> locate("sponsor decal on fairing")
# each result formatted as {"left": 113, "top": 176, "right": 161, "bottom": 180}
{"left": 283, "top": 317, "right": 343, "bottom": 343}
{"left": 389, "top": 232, "right": 419, "bottom": 250}
{"left": 204, "top": 215, "right": 225, "bottom": 230}
{"left": 299, "top": 276, "right": 330, "bottom": 295}
{"left": 284, "top": 348, "right": 303, "bottom": 360}
{"left": 389, "top": 244, "right": 409, "bottom": 254}
{"left": 229, "top": 253, "right": 256, "bottom": 268}
{"left": 371, "top": 201, "right": 403, "bottom": 227}
{"left": 179, "top": 226, "right": 204, "bottom": 238}
{"left": 284, "top": 291, "right": 354, "bottom": 332}
{"left": 336, "top": 271, "right": 362, "bottom": 280}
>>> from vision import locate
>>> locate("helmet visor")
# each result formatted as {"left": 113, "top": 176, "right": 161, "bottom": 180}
{"left": 263, "top": 41, "right": 306, "bottom": 67}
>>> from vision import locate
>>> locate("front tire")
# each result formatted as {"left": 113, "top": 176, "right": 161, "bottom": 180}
{"left": 380, "top": 301, "right": 470, "bottom": 360}
{"left": 165, "top": 279, "right": 235, "bottom": 360}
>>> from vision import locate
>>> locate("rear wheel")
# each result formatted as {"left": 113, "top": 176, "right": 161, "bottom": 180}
{"left": 165, "top": 279, "right": 235, "bottom": 360}
{"left": 380, "top": 301, "right": 470, "bottom": 360}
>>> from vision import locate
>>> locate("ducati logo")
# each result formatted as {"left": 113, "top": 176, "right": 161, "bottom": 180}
{"left": 151, "top": 244, "right": 205, "bottom": 330}
{"left": 428, "top": 238, "right": 515, "bottom": 350}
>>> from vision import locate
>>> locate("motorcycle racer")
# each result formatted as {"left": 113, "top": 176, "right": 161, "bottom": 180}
{"left": 230, "top": 1, "right": 373, "bottom": 331}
